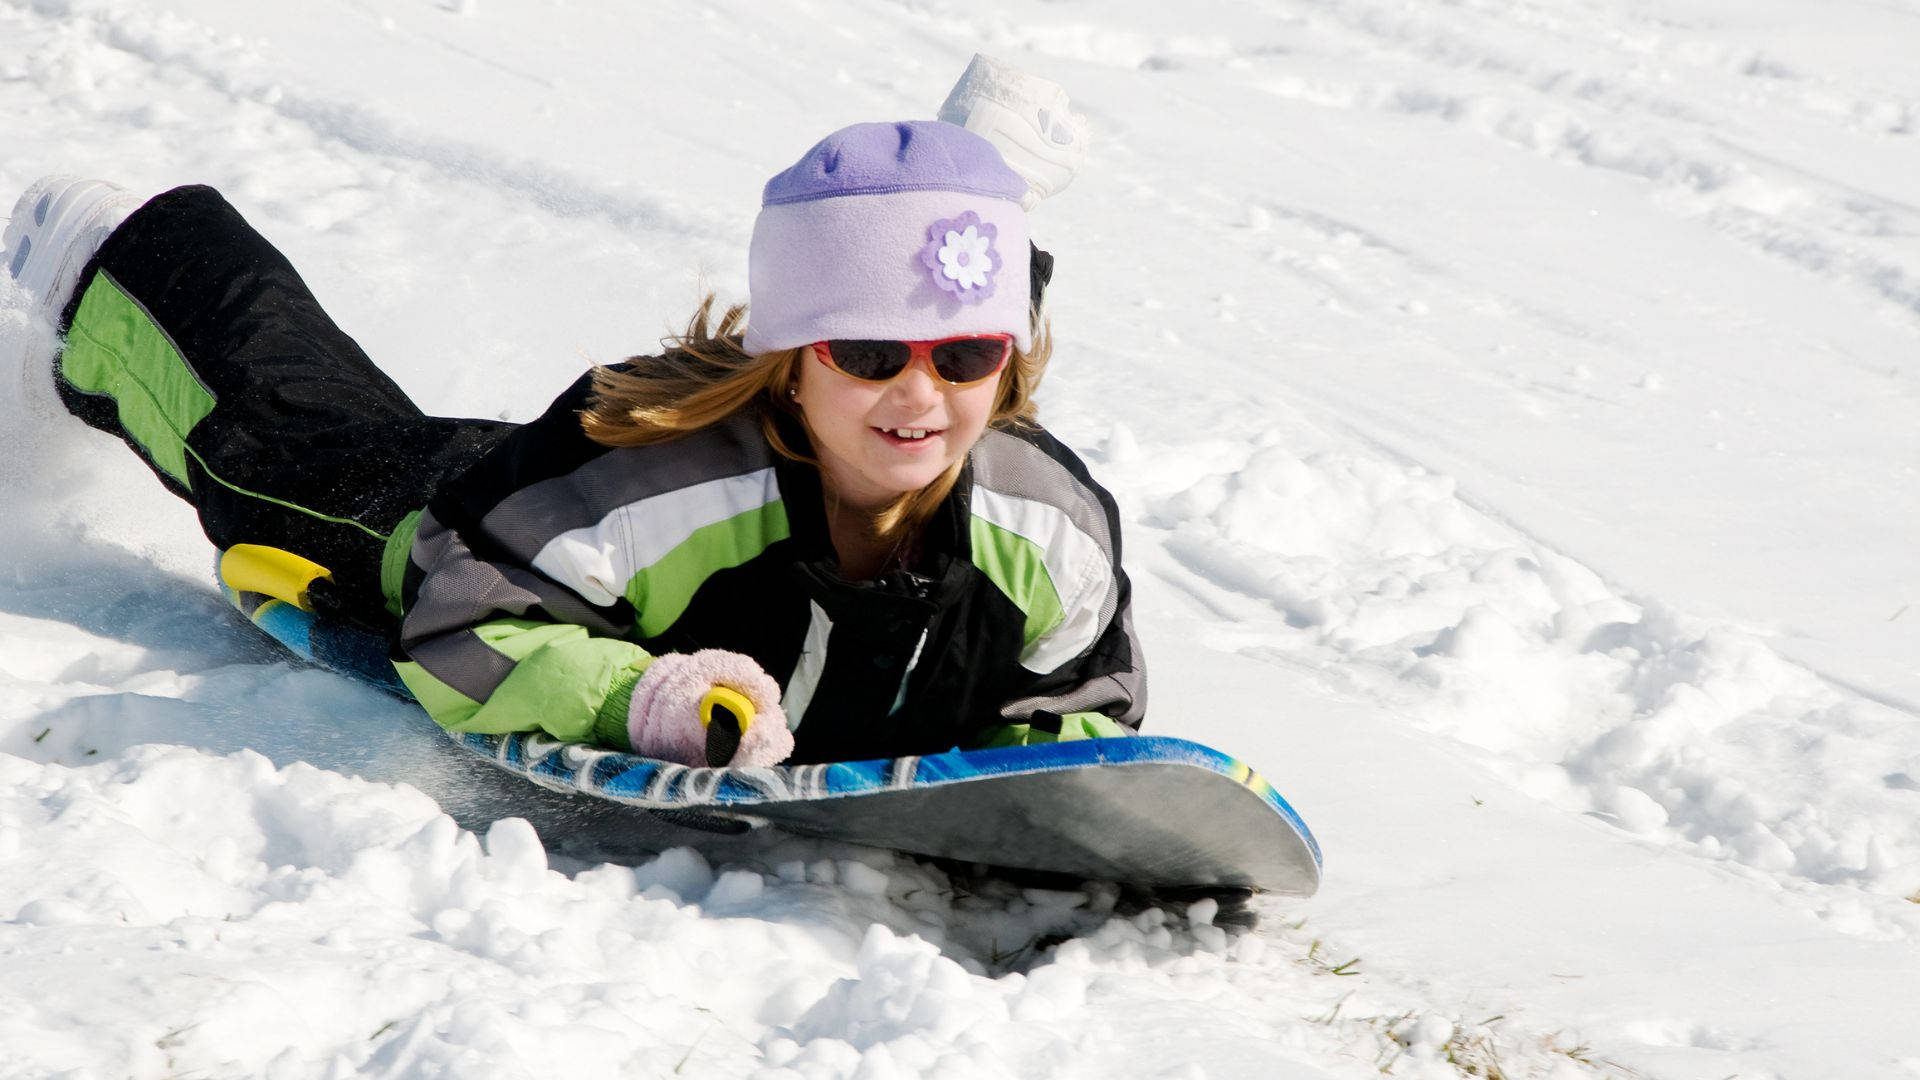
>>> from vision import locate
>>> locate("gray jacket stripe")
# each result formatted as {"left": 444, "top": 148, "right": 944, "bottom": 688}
{"left": 971, "top": 486, "right": 1110, "bottom": 672}
{"left": 971, "top": 430, "right": 1146, "bottom": 727}
{"left": 971, "top": 430, "right": 1116, "bottom": 555}
{"left": 531, "top": 468, "right": 782, "bottom": 610}
{"left": 406, "top": 629, "right": 518, "bottom": 702}
{"left": 401, "top": 508, "right": 626, "bottom": 700}
{"left": 970, "top": 430, "right": 1123, "bottom": 658}
{"left": 999, "top": 595, "right": 1146, "bottom": 722}
{"left": 498, "top": 562, "right": 629, "bottom": 634}
{"left": 404, "top": 510, "right": 550, "bottom": 639}
{"left": 480, "top": 415, "right": 775, "bottom": 562}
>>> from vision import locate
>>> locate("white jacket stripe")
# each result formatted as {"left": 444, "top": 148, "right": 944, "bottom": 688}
{"left": 781, "top": 600, "right": 833, "bottom": 729}
{"left": 530, "top": 468, "right": 780, "bottom": 607}
{"left": 971, "top": 486, "right": 1111, "bottom": 673}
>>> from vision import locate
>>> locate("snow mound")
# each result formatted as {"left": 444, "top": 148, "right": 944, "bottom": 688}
{"left": 1138, "top": 435, "right": 1920, "bottom": 921}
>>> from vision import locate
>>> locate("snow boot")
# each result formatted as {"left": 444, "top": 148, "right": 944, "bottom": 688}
{"left": 3, "top": 175, "right": 146, "bottom": 419}
{"left": 938, "top": 54, "right": 1089, "bottom": 210}
{"left": 5, "top": 175, "right": 145, "bottom": 320}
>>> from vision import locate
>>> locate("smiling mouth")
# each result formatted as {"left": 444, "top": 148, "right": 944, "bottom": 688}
{"left": 875, "top": 426, "right": 944, "bottom": 444}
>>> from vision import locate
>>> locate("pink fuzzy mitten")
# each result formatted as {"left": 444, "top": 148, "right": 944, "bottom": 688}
{"left": 625, "top": 650, "right": 794, "bottom": 768}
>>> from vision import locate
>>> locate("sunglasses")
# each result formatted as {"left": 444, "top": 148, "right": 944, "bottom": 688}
{"left": 814, "top": 334, "right": 1014, "bottom": 386}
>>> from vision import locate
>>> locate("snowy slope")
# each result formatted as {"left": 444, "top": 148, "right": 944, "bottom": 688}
{"left": 3, "top": 0, "right": 1918, "bottom": 1077}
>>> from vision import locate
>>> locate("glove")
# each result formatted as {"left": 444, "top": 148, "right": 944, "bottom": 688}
{"left": 625, "top": 649, "right": 794, "bottom": 768}
{"left": 937, "top": 53, "right": 1089, "bottom": 210}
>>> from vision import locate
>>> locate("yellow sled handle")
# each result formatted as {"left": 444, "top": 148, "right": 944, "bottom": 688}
{"left": 219, "top": 544, "right": 334, "bottom": 612}
{"left": 699, "top": 685, "right": 756, "bottom": 735}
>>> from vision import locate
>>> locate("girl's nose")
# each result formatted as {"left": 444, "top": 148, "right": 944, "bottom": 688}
{"left": 885, "top": 354, "right": 945, "bottom": 406}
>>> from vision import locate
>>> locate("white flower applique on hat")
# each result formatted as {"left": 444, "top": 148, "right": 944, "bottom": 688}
{"left": 919, "top": 211, "right": 1000, "bottom": 303}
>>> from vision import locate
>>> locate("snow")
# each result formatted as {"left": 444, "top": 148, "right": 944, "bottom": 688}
{"left": 3, "top": 0, "right": 1918, "bottom": 1076}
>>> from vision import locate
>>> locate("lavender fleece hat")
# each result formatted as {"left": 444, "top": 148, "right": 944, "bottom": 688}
{"left": 743, "top": 121, "right": 1032, "bottom": 355}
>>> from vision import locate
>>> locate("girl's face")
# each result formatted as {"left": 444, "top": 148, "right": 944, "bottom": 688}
{"left": 793, "top": 343, "right": 1002, "bottom": 511}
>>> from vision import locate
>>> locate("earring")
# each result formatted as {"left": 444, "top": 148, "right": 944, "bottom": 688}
{"left": 788, "top": 386, "right": 799, "bottom": 399}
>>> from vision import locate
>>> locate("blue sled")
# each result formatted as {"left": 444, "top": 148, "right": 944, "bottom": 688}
{"left": 222, "top": 575, "right": 1322, "bottom": 894}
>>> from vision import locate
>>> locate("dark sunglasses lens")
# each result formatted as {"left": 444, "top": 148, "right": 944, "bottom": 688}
{"left": 930, "top": 338, "right": 1009, "bottom": 383}
{"left": 824, "top": 340, "right": 910, "bottom": 380}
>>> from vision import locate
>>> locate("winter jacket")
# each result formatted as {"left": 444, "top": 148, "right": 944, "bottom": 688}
{"left": 384, "top": 364, "right": 1146, "bottom": 764}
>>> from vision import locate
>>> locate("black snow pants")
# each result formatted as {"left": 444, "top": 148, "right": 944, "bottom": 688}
{"left": 52, "top": 185, "right": 514, "bottom": 629}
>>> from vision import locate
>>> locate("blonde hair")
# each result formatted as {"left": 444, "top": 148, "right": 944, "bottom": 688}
{"left": 580, "top": 294, "right": 1052, "bottom": 542}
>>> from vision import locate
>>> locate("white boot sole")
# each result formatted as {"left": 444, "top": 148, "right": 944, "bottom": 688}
{"left": 3, "top": 176, "right": 143, "bottom": 423}
{"left": 938, "top": 54, "right": 1089, "bottom": 208}
{"left": 4, "top": 176, "right": 143, "bottom": 322}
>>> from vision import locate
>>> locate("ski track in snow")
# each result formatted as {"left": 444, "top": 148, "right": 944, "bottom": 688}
{"left": 3, "top": 0, "right": 1919, "bottom": 1076}
{"left": 1261, "top": 0, "right": 1920, "bottom": 317}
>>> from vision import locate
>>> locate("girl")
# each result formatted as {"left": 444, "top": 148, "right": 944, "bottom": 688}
{"left": 3, "top": 115, "right": 1143, "bottom": 768}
